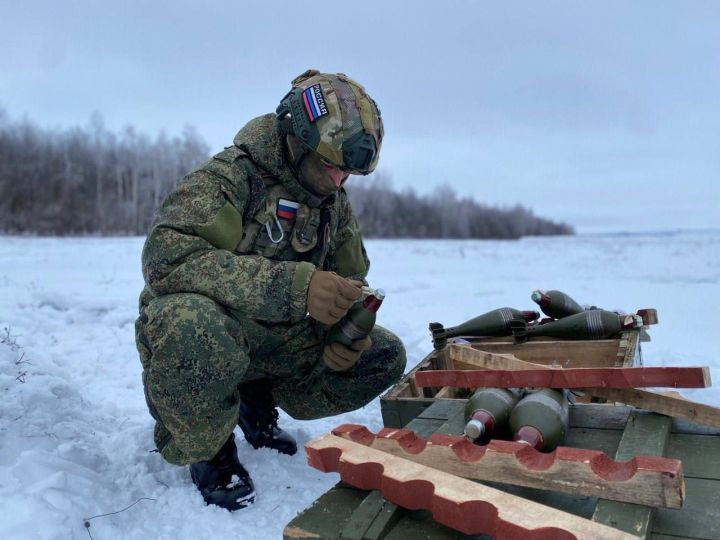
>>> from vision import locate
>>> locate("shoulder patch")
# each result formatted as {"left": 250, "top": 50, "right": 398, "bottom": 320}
{"left": 196, "top": 202, "right": 244, "bottom": 251}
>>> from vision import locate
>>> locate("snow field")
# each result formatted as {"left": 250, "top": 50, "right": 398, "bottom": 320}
{"left": 1, "top": 232, "right": 718, "bottom": 539}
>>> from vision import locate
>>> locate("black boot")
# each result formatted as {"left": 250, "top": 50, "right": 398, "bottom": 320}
{"left": 237, "top": 380, "right": 297, "bottom": 456}
{"left": 189, "top": 434, "right": 255, "bottom": 511}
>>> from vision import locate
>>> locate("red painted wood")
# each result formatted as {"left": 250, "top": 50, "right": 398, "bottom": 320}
{"left": 306, "top": 434, "right": 637, "bottom": 539}
{"left": 332, "top": 424, "right": 682, "bottom": 482}
{"left": 413, "top": 366, "right": 710, "bottom": 389}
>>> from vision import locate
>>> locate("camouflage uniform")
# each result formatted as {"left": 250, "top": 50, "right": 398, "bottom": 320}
{"left": 135, "top": 113, "right": 406, "bottom": 465}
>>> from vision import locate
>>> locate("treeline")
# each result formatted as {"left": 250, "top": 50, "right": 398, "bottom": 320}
{"left": 0, "top": 109, "right": 573, "bottom": 238}
{"left": 347, "top": 177, "right": 573, "bottom": 238}
{"left": 0, "top": 108, "right": 209, "bottom": 235}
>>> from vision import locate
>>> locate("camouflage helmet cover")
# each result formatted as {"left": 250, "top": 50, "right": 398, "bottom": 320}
{"left": 276, "top": 69, "right": 383, "bottom": 175}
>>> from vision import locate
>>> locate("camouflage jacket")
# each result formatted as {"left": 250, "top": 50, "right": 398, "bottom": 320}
{"left": 139, "top": 113, "right": 370, "bottom": 325}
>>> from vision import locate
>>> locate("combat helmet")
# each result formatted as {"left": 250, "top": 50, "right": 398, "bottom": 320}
{"left": 276, "top": 69, "right": 383, "bottom": 175}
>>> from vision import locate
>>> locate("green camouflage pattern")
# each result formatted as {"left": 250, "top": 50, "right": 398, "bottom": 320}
{"left": 136, "top": 113, "right": 405, "bottom": 465}
{"left": 136, "top": 291, "right": 404, "bottom": 464}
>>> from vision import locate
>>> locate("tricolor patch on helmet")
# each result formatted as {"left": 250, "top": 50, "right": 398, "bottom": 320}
{"left": 302, "top": 84, "right": 328, "bottom": 123}
{"left": 277, "top": 198, "right": 300, "bottom": 220}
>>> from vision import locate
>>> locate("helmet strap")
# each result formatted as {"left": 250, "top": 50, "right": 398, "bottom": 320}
{"left": 285, "top": 132, "right": 311, "bottom": 174}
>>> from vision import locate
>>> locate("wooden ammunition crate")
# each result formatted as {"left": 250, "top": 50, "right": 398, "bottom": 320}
{"left": 380, "top": 329, "right": 644, "bottom": 429}
{"left": 285, "top": 400, "right": 720, "bottom": 540}
{"left": 286, "top": 321, "right": 720, "bottom": 540}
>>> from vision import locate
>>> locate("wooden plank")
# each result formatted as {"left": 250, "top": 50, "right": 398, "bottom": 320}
{"left": 470, "top": 339, "right": 622, "bottom": 368}
{"left": 406, "top": 375, "right": 419, "bottom": 398}
{"left": 636, "top": 309, "right": 658, "bottom": 326}
{"left": 381, "top": 398, "right": 436, "bottom": 428}
{"left": 380, "top": 404, "right": 403, "bottom": 429}
{"left": 671, "top": 417, "right": 720, "bottom": 436}
{"left": 564, "top": 426, "right": 623, "bottom": 456}
{"left": 305, "top": 434, "right": 639, "bottom": 540}
{"left": 416, "top": 399, "right": 464, "bottom": 421}
{"left": 434, "top": 347, "right": 454, "bottom": 371}
{"left": 283, "top": 483, "right": 372, "bottom": 539}
{"left": 583, "top": 388, "right": 720, "bottom": 428}
{"left": 381, "top": 356, "right": 433, "bottom": 399}
{"left": 392, "top": 381, "right": 415, "bottom": 398}
{"left": 592, "top": 412, "right": 672, "bottom": 539}
{"left": 480, "top": 478, "right": 601, "bottom": 522}
{"left": 414, "top": 366, "right": 711, "bottom": 389}
{"left": 363, "top": 498, "right": 403, "bottom": 540}
{"left": 340, "top": 490, "right": 387, "bottom": 540}
{"left": 404, "top": 417, "right": 447, "bottom": 438}
{"left": 433, "top": 403, "right": 467, "bottom": 435}
{"left": 652, "top": 477, "right": 720, "bottom": 540}
{"left": 666, "top": 433, "right": 720, "bottom": 480}
{"left": 399, "top": 402, "right": 434, "bottom": 429}
{"left": 569, "top": 404, "right": 720, "bottom": 436}
{"left": 353, "top": 404, "right": 461, "bottom": 539}
{"left": 617, "top": 336, "right": 629, "bottom": 365}
{"left": 382, "top": 509, "right": 486, "bottom": 540}
{"left": 332, "top": 424, "right": 684, "bottom": 508}
{"left": 448, "top": 345, "right": 546, "bottom": 371}
{"left": 403, "top": 400, "right": 466, "bottom": 441}
{"left": 618, "top": 331, "right": 640, "bottom": 367}
{"left": 570, "top": 404, "right": 635, "bottom": 430}
{"left": 433, "top": 386, "right": 457, "bottom": 399}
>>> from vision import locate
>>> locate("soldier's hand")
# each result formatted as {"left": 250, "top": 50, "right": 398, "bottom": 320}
{"left": 307, "top": 271, "right": 362, "bottom": 325}
{"left": 323, "top": 337, "right": 373, "bottom": 371}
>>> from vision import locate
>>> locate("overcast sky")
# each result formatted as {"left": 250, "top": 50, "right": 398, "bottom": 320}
{"left": 2, "top": 1, "right": 719, "bottom": 233}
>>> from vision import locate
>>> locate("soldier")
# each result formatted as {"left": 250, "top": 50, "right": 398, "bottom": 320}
{"left": 135, "top": 70, "right": 406, "bottom": 511}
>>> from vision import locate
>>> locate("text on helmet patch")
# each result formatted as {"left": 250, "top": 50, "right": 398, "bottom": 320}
{"left": 302, "top": 84, "right": 328, "bottom": 123}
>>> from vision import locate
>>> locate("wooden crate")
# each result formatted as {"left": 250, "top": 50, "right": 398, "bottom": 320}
{"left": 285, "top": 401, "right": 720, "bottom": 540}
{"left": 285, "top": 316, "right": 720, "bottom": 539}
{"left": 380, "top": 329, "right": 643, "bottom": 429}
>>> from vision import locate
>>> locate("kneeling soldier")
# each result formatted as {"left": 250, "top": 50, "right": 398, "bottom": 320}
{"left": 135, "top": 69, "right": 406, "bottom": 511}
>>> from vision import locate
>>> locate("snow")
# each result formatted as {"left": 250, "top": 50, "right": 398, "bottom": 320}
{"left": 1, "top": 231, "right": 719, "bottom": 539}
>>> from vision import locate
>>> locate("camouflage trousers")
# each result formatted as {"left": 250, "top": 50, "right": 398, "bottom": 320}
{"left": 135, "top": 292, "right": 406, "bottom": 465}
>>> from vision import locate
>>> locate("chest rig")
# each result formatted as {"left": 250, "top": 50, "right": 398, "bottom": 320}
{"left": 232, "top": 157, "right": 340, "bottom": 269}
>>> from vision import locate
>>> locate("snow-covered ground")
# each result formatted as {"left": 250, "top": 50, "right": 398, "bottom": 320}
{"left": 1, "top": 231, "right": 718, "bottom": 539}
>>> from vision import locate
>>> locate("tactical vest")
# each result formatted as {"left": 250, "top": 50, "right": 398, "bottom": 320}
{"left": 210, "top": 145, "right": 341, "bottom": 270}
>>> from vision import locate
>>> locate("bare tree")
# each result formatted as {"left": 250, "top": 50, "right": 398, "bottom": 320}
{"left": 0, "top": 107, "right": 572, "bottom": 239}
{"left": 346, "top": 176, "right": 573, "bottom": 239}
{"left": 0, "top": 109, "right": 209, "bottom": 235}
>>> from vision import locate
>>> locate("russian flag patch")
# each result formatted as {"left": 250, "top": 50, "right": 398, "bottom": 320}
{"left": 277, "top": 198, "right": 300, "bottom": 220}
{"left": 302, "top": 84, "right": 328, "bottom": 123}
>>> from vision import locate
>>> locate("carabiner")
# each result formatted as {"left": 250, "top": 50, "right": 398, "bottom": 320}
{"left": 265, "top": 214, "right": 284, "bottom": 244}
